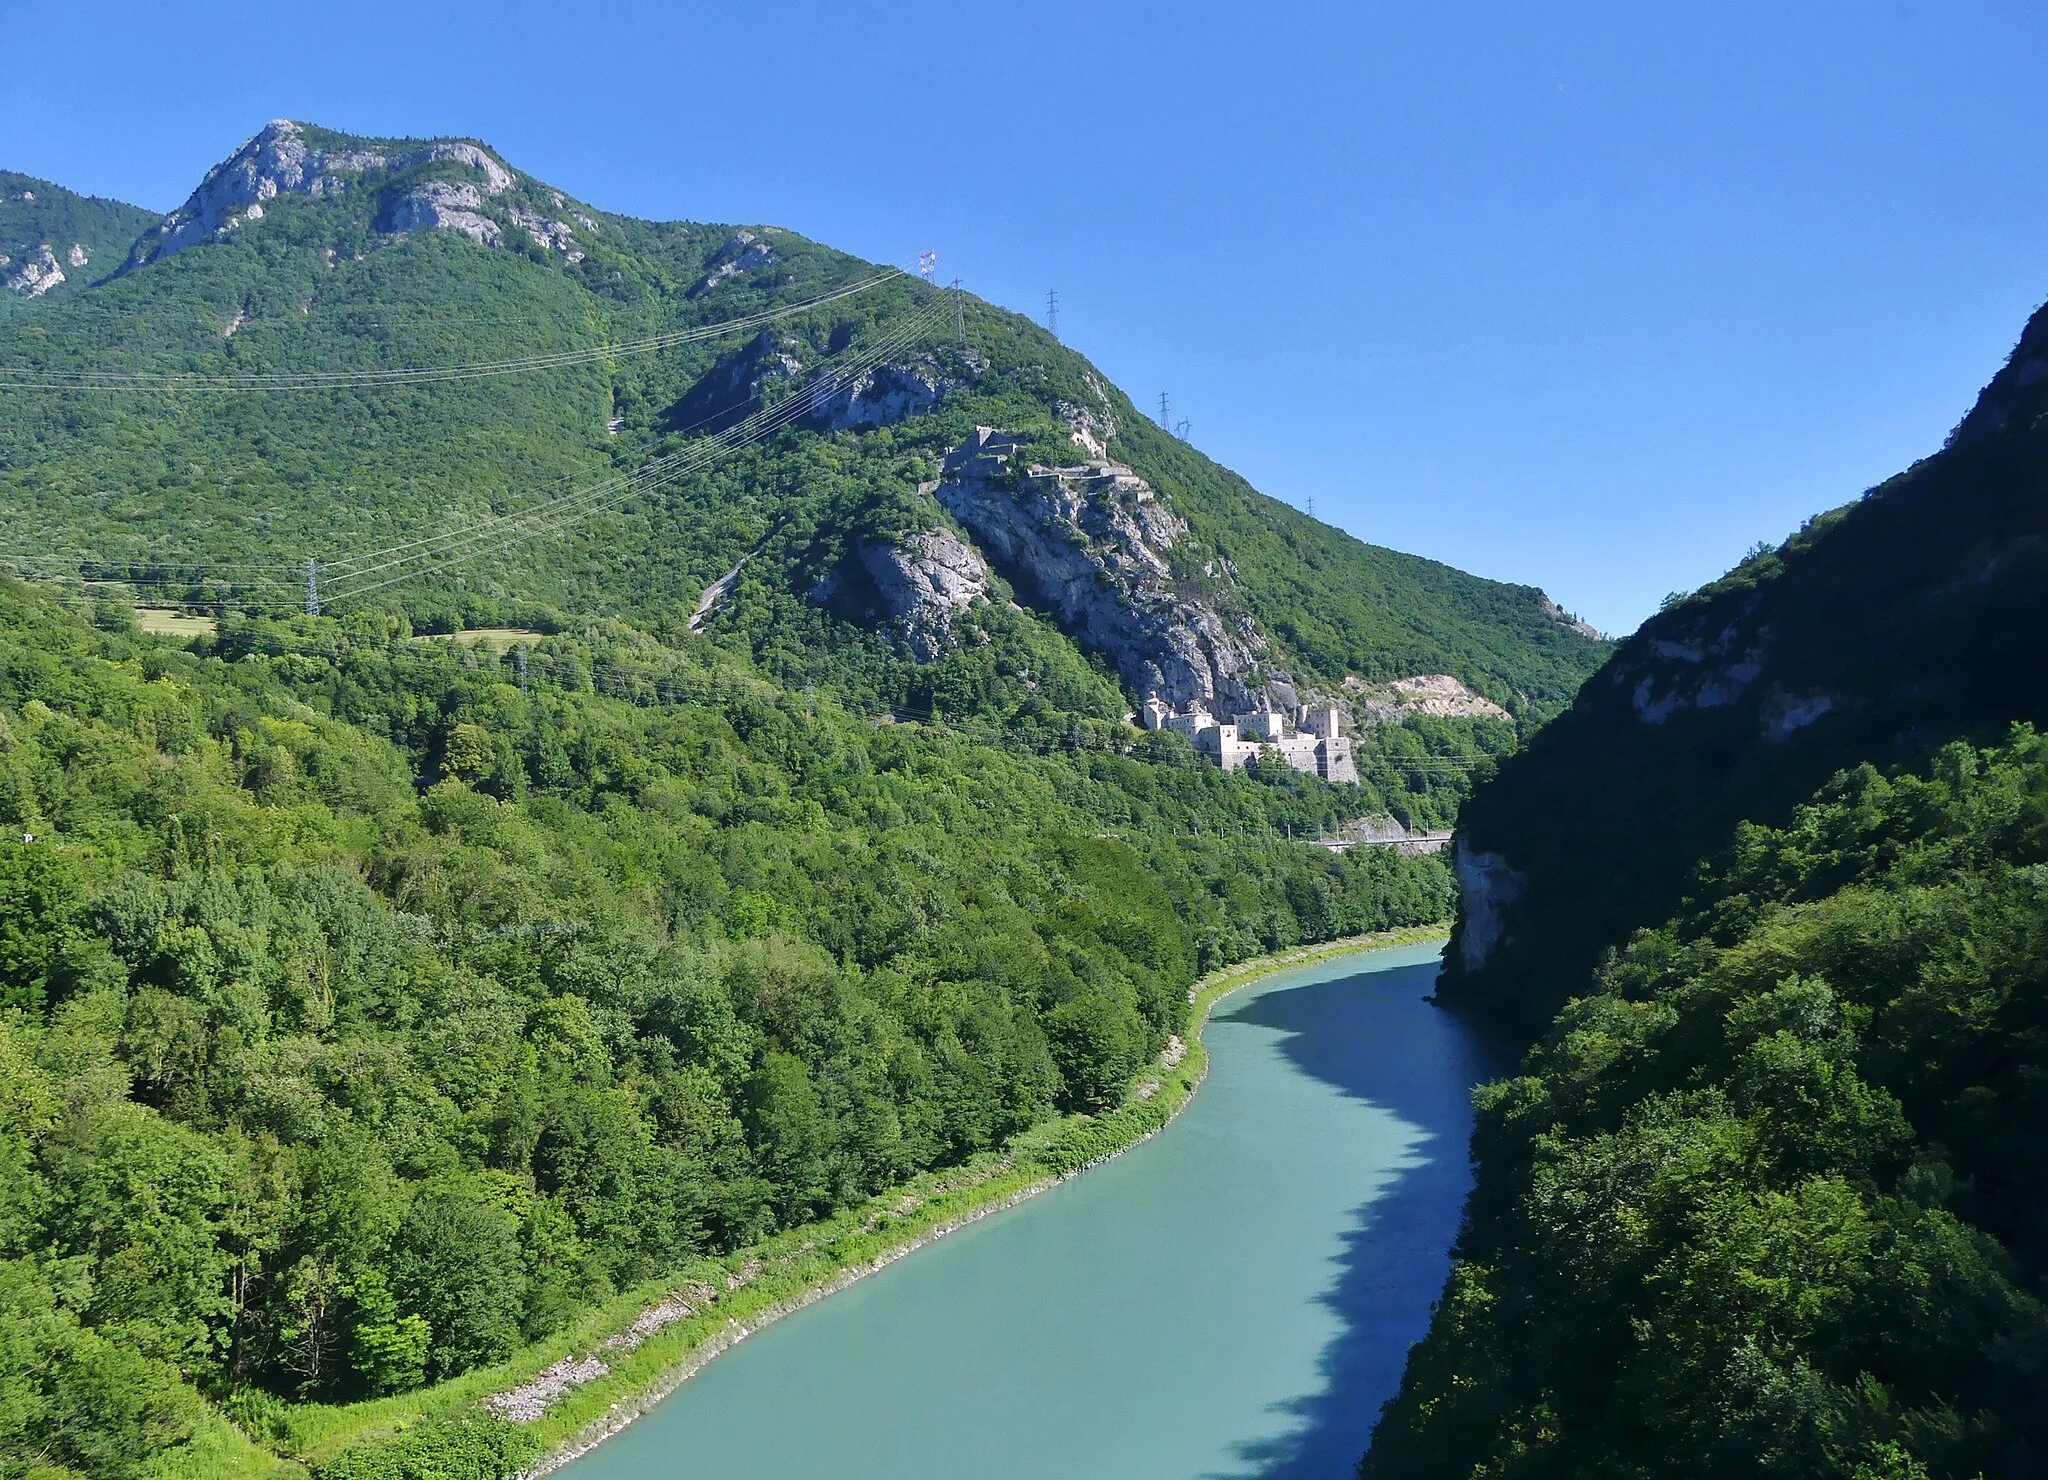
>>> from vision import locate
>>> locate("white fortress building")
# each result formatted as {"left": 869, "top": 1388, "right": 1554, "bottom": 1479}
{"left": 1140, "top": 697, "right": 1358, "bottom": 783}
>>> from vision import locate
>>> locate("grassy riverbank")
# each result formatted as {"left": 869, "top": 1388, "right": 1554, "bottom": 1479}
{"left": 244, "top": 924, "right": 1447, "bottom": 1480}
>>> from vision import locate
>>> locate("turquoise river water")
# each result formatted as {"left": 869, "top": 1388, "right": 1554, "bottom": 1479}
{"left": 562, "top": 941, "right": 1493, "bottom": 1480}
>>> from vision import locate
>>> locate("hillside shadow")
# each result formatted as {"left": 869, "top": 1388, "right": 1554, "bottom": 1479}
{"left": 1204, "top": 954, "right": 1504, "bottom": 1480}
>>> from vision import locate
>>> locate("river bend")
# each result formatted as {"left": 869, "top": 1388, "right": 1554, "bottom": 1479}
{"left": 562, "top": 941, "right": 1490, "bottom": 1479}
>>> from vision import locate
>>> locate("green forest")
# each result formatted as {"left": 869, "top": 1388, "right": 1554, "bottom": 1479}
{"left": 1368, "top": 731, "right": 2048, "bottom": 1479}
{"left": 1369, "top": 287, "right": 2048, "bottom": 1478}
{"left": 0, "top": 579, "right": 1452, "bottom": 1479}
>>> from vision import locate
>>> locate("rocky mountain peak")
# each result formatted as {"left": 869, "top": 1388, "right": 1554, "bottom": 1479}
{"left": 124, "top": 119, "right": 521, "bottom": 270}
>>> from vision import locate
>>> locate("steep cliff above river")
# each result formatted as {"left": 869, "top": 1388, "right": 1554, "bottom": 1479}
{"left": 1438, "top": 297, "right": 2048, "bottom": 1035}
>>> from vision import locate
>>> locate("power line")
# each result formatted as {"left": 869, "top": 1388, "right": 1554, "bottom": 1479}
{"left": 0, "top": 292, "right": 955, "bottom": 609}
{"left": 0, "top": 272, "right": 900, "bottom": 391}
{"left": 313, "top": 301, "right": 955, "bottom": 604}
{"left": 1046, "top": 289, "right": 1059, "bottom": 341}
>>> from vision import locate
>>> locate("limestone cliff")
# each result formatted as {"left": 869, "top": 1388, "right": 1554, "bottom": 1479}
{"left": 124, "top": 119, "right": 530, "bottom": 270}
{"left": 927, "top": 427, "right": 1288, "bottom": 712}
{"left": 854, "top": 528, "right": 991, "bottom": 661}
{"left": 3, "top": 244, "right": 64, "bottom": 297}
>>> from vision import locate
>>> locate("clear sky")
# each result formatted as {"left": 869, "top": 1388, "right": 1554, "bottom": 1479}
{"left": 7, "top": 0, "right": 2048, "bottom": 636}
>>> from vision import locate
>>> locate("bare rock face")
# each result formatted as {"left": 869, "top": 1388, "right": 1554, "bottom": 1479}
{"left": 668, "top": 331, "right": 805, "bottom": 432}
{"left": 1452, "top": 840, "right": 1525, "bottom": 973}
{"left": 4, "top": 245, "right": 64, "bottom": 298}
{"left": 695, "top": 229, "right": 781, "bottom": 292}
{"left": 1541, "top": 596, "right": 1602, "bottom": 639}
{"left": 385, "top": 181, "right": 501, "bottom": 246}
{"left": 807, "top": 360, "right": 958, "bottom": 431}
{"left": 125, "top": 119, "right": 520, "bottom": 269}
{"left": 932, "top": 427, "right": 1281, "bottom": 710}
{"left": 1344, "top": 672, "right": 1510, "bottom": 723}
{"left": 508, "top": 204, "right": 585, "bottom": 262}
{"left": 64, "top": 243, "right": 87, "bottom": 269}
{"left": 858, "top": 528, "right": 991, "bottom": 660}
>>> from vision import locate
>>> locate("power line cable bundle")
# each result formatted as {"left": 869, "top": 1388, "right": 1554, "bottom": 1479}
{"left": 0, "top": 271, "right": 900, "bottom": 391}
{"left": 309, "top": 295, "right": 955, "bottom": 605}
{"left": 0, "top": 292, "right": 956, "bottom": 608}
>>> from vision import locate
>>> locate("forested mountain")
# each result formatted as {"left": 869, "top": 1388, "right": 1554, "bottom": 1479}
{"left": 0, "top": 171, "right": 157, "bottom": 310}
{"left": 0, "top": 120, "right": 1606, "bottom": 734}
{"left": 1365, "top": 296, "right": 2048, "bottom": 1475}
{"left": 0, "top": 121, "right": 1569, "bottom": 1480}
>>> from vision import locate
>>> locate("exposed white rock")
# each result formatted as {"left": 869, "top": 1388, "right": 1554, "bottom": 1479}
{"left": 808, "top": 361, "right": 954, "bottom": 430}
{"left": 1619, "top": 609, "right": 1773, "bottom": 726}
{"left": 387, "top": 180, "right": 501, "bottom": 246}
{"left": 4, "top": 246, "right": 63, "bottom": 297}
{"left": 64, "top": 243, "right": 87, "bottom": 268}
{"left": 1057, "top": 399, "right": 1118, "bottom": 459}
{"left": 1345, "top": 673, "right": 1510, "bottom": 723}
{"left": 1764, "top": 691, "right": 1835, "bottom": 742}
{"left": 1541, "top": 596, "right": 1602, "bottom": 638}
{"left": 414, "top": 140, "right": 513, "bottom": 194}
{"left": 508, "top": 204, "right": 579, "bottom": 254}
{"left": 930, "top": 428, "right": 1280, "bottom": 711}
{"left": 696, "top": 229, "right": 779, "bottom": 291}
{"left": 859, "top": 527, "right": 991, "bottom": 660}
{"left": 126, "top": 119, "right": 518, "bottom": 269}
{"left": 1454, "top": 840, "right": 1525, "bottom": 973}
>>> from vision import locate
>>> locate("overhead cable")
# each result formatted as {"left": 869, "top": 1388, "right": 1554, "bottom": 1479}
{"left": 0, "top": 271, "right": 901, "bottom": 390}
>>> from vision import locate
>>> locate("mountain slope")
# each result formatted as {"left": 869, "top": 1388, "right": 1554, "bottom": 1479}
{"left": 0, "top": 121, "right": 1606, "bottom": 736}
{"left": 0, "top": 170, "right": 157, "bottom": 309}
{"left": 1437, "top": 307, "right": 2048, "bottom": 1037}
{"left": 1363, "top": 297, "right": 2048, "bottom": 1477}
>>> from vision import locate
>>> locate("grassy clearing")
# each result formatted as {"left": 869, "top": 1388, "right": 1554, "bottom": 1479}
{"left": 136, "top": 606, "right": 219, "bottom": 637}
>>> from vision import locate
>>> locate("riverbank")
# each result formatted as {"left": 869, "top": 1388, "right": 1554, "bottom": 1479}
{"left": 283, "top": 925, "right": 1449, "bottom": 1480}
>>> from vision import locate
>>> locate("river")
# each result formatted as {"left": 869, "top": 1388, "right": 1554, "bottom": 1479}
{"left": 561, "top": 941, "right": 1493, "bottom": 1480}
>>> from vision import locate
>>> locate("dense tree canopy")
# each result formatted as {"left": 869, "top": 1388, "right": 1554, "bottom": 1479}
{"left": 0, "top": 580, "right": 1451, "bottom": 1478}
{"left": 1368, "top": 731, "right": 2048, "bottom": 1480}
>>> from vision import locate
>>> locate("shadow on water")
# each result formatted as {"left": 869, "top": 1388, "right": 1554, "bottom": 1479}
{"left": 1208, "top": 955, "right": 1505, "bottom": 1480}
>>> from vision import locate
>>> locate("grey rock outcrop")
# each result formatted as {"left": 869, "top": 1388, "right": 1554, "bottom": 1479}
{"left": 695, "top": 230, "right": 780, "bottom": 292}
{"left": 858, "top": 528, "right": 991, "bottom": 660}
{"left": 668, "top": 331, "right": 804, "bottom": 431}
{"left": 64, "top": 243, "right": 87, "bottom": 268}
{"left": 807, "top": 360, "right": 956, "bottom": 431}
{"left": 508, "top": 205, "right": 585, "bottom": 262}
{"left": 125, "top": 119, "right": 520, "bottom": 269}
{"left": 4, "top": 245, "right": 63, "bottom": 297}
{"left": 931, "top": 427, "right": 1282, "bottom": 710}
{"left": 386, "top": 181, "right": 501, "bottom": 246}
{"left": 1453, "top": 840, "right": 1525, "bottom": 973}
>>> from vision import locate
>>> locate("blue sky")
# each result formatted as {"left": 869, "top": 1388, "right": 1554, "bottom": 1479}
{"left": 7, "top": 0, "right": 2048, "bottom": 635}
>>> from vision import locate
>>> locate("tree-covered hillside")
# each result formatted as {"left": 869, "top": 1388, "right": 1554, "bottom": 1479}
{"left": 1368, "top": 733, "right": 2048, "bottom": 1480}
{"left": 0, "top": 121, "right": 1606, "bottom": 733}
{"left": 1363, "top": 294, "right": 2048, "bottom": 1478}
{"left": 1436, "top": 299, "right": 2048, "bottom": 1038}
{"left": 0, "top": 577, "right": 1452, "bottom": 1478}
{"left": 0, "top": 172, "right": 157, "bottom": 312}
